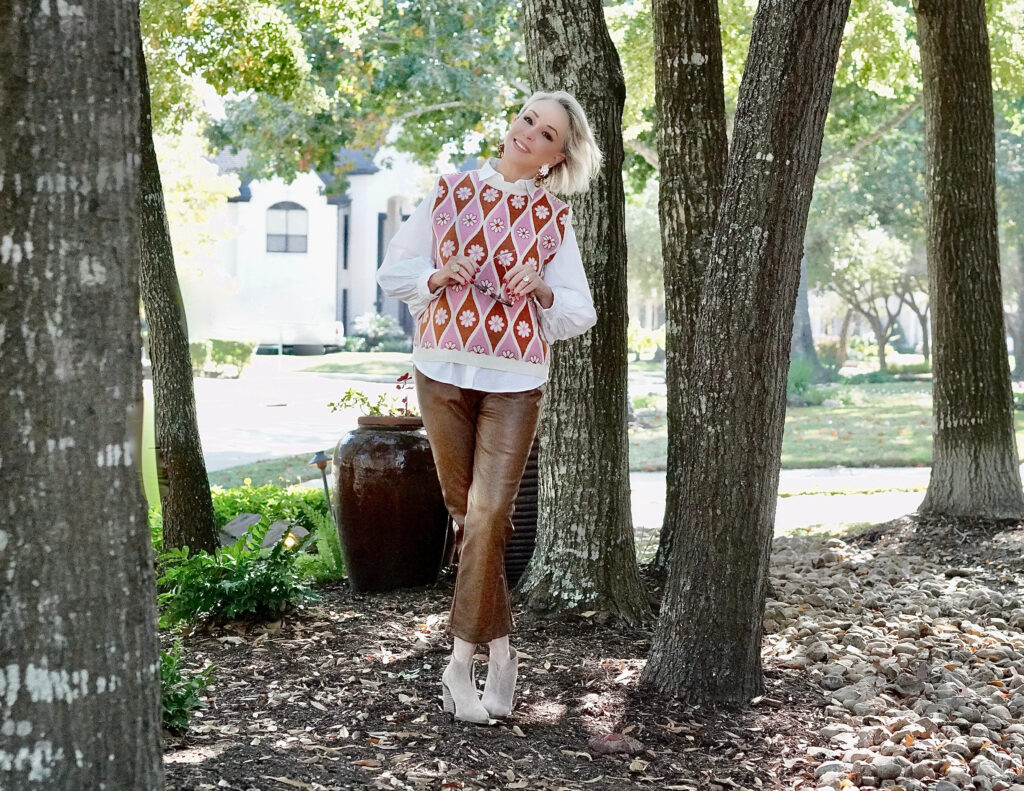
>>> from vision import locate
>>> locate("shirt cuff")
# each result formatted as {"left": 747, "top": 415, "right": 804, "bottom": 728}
{"left": 418, "top": 269, "right": 443, "bottom": 301}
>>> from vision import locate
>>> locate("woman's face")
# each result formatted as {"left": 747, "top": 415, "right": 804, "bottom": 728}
{"left": 503, "top": 99, "right": 569, "bottom": 173}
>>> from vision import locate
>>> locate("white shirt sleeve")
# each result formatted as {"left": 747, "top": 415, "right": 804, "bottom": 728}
{"left": 376, "top": 183, "right": 442, "bottom": 320}
{"left": 537, "top": 216, "right": 598, "bottom": 343}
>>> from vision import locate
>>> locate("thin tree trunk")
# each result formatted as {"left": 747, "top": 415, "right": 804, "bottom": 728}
{"left": 915, "top": 0, "right": 1024, "bottom": 518}
{"left": 870, "top": 316, "right": 889, "bottom": 372}
{"left": 790, "top": 254, "right": 829, "bottom": 380}
{"left": 641, "top": 0, "right": 850, "bottom": 703}
{"left": 837, "top": 308, "right": 853, "bottom": 368}
{"left": 137, "top": 18, "right": 219, "bottom": 552}
{"left": 517, "top": 0, "right": 649, "bottom": 623}
{"left": 651, "top": 0, "right": 729, "bottom": 572}
{"left": 0, "top": 2, "right": 164, "bottom": 787}
{"left": 1015, "top": 247, "right": 1024, "bottom": 380}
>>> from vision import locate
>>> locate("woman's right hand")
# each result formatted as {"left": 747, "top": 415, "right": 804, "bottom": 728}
{"left": 428, "top": 254, "right": 477, "bottom": 292}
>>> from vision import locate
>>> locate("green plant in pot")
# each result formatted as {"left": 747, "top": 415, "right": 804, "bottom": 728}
{"left": 327, "top": 372, "right": 422, "bottom": 428}
{"left": 329, "top": 373, "right": 449, "bottom": 593}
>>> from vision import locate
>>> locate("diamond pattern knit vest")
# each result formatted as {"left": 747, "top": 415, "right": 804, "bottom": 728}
{"left": 412, "top": 171, "right": 571, "bottom": 378}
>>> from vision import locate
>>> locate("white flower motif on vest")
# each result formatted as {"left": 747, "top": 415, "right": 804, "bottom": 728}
{"left": 414, "top": 170, "right": 571, "bottom": 376}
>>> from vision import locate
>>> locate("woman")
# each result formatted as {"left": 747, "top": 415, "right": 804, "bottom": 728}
{"left": 377, "top": 90, "right": 601, "bottom": 724}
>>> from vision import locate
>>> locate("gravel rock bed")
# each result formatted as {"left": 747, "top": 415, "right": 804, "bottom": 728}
{"left": 765, "top": 516, "right": 1024, "bottom": 790}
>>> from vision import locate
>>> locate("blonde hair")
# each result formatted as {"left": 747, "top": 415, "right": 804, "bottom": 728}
{"left": 517, "top": 90, "right": 602, "bottom": 195}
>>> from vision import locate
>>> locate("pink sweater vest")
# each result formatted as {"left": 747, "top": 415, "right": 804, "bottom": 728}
{"left": 413, "top": 171, "right": 571, "bottom": 378}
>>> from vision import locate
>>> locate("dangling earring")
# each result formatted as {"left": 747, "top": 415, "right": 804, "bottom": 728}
{"left": 534, "top": 162, "right": 550, "bottom": 188}
{"left": 497, "top": 142, "right": 505, "bottom": 159}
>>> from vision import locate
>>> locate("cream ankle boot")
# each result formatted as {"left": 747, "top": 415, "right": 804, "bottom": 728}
{"left": 481, "top": 646, "right": 518, "bottom": 718}
{"left": 441, "top": 658, "right": 491, "bottom": 724}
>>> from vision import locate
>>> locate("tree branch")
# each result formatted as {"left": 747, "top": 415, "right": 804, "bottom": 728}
{"left": 817, "top": 95, "right": 922, "bottom": 175}
{"left": 626, "top": 138, "right": 659, "bottom": 170}
{"left": 392, "top": 100, "right": 470, "bottom": 124}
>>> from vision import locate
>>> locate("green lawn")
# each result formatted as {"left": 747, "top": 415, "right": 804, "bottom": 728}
{"left": 630, "top": 381, "right": 1024, "bottom": 471}
{"left": 300, "top": 351, "right": 413, "bottom": 377}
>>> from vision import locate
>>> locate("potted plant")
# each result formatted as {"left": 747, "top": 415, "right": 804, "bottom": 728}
{"left": 328, "top": 373, "right": 449, "bottom": 593}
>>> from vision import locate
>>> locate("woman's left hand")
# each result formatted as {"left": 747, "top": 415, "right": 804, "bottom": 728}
{"left": 503, "top": 263, "right": 553, "bottom": 308}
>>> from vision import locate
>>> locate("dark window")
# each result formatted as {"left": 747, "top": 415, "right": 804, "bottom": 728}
{"left": 342, "top": 289, "right": 349, "bottom": 331}
{"left": 267, "top": 201, "right": 308, "bottom": 253}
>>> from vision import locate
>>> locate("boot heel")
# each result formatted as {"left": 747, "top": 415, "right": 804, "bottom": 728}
{"left": 441, "top": 680, "right": 455, "bottom": 714}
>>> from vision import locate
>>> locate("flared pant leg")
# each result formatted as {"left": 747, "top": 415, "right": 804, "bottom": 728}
{"left": 415, "top": 369, "right": 544, "bottom": 644}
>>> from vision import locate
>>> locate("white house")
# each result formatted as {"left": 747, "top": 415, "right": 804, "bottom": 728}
{"left": 181, "top": 148, "right": 437, "bottom": 351}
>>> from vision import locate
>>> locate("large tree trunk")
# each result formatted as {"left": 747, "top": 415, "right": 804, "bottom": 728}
{"left": 137, "top": 19, "right": 219, "bottom": 552}
{"left": 0, "top": 3, "right": 164, "bottom": 787}
{"left": 650, "top": 0, "right": 728, "bottom": 572}
{"left": 915, "top": 0, "right": 1024, "bottom": 518}
{"left": 517, "top": 0, "right": 649, "bottom": 623}
{"left": 790, "top": 255, "right": 829, "bottom": 380}
{"left": 641, "top": 0, "right": 850, "bottom": 703}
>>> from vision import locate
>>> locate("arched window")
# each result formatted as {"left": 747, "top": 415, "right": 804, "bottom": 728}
{"left": 266, "top": 201, "right": 308, "bottom": 253}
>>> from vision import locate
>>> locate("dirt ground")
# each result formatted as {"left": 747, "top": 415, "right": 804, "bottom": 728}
{"left": 163, "top": 515, "right": 1023, "bottom": 791}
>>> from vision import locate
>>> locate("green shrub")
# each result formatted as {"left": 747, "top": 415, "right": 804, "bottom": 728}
{"left": 354, "top": 313, "right": 404, "bottom": 350}
{"left": 376, "top": 337, "right": 413, "bottom": 353}
{"left": 189, "top": 341, "right": 210, "bottom": 376}
{"left": 149, "top": 506, "right": 163, "bottom": 554}
{"left": 815, "top": 336, "right": 842, "bottom": 370}
{"left": 209, "top": 339, "right": 258, "bottom": 377}
{"left": 787, "top": 357, "right": 816, "bottom": 396}
{"left": 342, "top": 335, "right": 367, "bottom": 352}
{"left": 632, "top": 393, "right": 663, "bottom": 411}
{"left": 210, "top": 483, "right": 327, "bottom": 531}
{"left": 841, "top": 370, "right": 899, "bottom": 385}
{"left": 161, "top": 640, "right": 215, "bottom": 733}
{"left": 800, "top": 384, "right": 856, "bottom": 407}
{"left": 293, "top": 502, "right": 346, "bottom": 584}
{"left": 157, "top": 522, "right": 317, "bottom": 627}
{"left": 888, "top": 360, "right": 931, "bottom": 375}
{"left": 627, "top": 322, "right": 658, "bottom": 360}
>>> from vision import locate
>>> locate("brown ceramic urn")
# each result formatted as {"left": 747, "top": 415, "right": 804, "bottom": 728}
{"left": 333, "top": 416, "right": 449, "bottom": 593}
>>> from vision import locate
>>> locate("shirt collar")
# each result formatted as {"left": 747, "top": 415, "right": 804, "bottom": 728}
{"left": 477, "top": 157, "right": 543, "bottom": 197}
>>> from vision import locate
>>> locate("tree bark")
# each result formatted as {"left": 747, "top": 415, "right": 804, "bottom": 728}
{"left": 790, "top": 255, "right": 829, "bottom": 381}
{"left": 1015, "top": 246, "right": 1024, "bottom": 380}
{"left": 650, "top": 0, "right": 729, "bottom": 572}
{"left": 0, "top": 2, "right": 164, "bottom": 787}
{"left": 641, "top": 0, "right": 850, "bottom": 703}
{"left": 518, "top": 0, "right": 650, "bottom": 623}
{"left": 137, "top": 16, "right": 219, "bottom": 552}
{"left": 914, "top": 0, "right": 1024, "bottom": 518}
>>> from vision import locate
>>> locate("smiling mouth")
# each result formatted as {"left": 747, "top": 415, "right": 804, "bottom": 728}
{"left": 513, "top": 138, "right": 530, "bottom": 154}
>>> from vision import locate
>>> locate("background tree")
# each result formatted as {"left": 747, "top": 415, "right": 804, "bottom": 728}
{"left": 642, "top": 0, "right": 851, "bottom": 703}
{"left": 138, "top": 0, "right": 371, "bottom": 550}
{"left": 516, "top": 0, "right": 649, "bottom": 623}
{"left": 829, "top": 224, "right": 913, "bottom": 372}
{"left": 207, "top": 0, "right": 527, "bottom": 182}
{"left": 0, "top": 1, "right": 163, "bottom": 786}
{"left": 914, "top": 0, "right": 1024, "bottom": 519}
{"left": 649, "top": 0, "right": 728, "bottom": 572}
{"left": 898, "top": 268, "right": 930, "bottom": 363}
{"left": 997, "top": 114, "right": 1024, "bottom": 378}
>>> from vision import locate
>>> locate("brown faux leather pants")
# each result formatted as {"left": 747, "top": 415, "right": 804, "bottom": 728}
{"left": 415, "top": 369, "right": 544, "bottom": 644}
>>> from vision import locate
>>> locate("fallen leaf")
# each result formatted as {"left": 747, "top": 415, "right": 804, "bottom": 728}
{"left": 261, "top": 777, "right": 311, "bottom": 789}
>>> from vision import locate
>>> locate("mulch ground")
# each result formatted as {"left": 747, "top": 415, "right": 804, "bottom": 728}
{"left": 164, "top": 514, "right": 1024, "bottom": 791}
{"left": 163, "top": 564, "right": 831, "bottom": 791}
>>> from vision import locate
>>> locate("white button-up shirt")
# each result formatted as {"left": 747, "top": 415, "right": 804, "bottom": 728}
{"left": 377, "top": 158, "right": 597, "bottom": 392}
